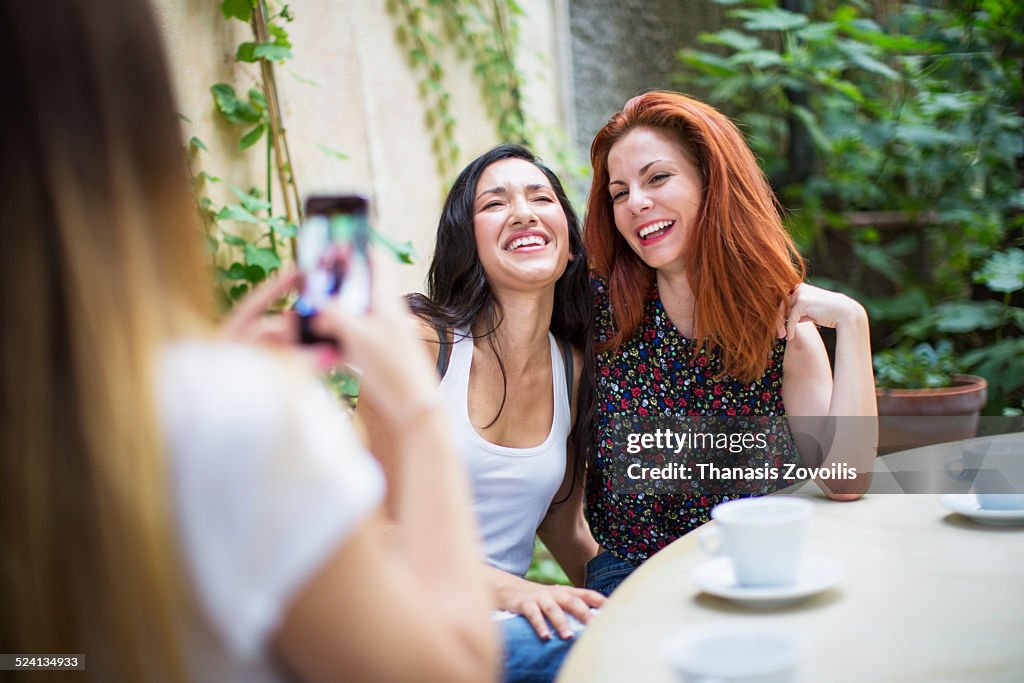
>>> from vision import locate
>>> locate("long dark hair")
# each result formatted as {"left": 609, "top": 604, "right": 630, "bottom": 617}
{"left": 408, "top": 144, "right": 594, "bottom": 496}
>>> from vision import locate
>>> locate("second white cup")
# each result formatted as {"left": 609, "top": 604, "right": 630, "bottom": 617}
{"left": 698, "top": 497, "right": 814, "bottom": 587}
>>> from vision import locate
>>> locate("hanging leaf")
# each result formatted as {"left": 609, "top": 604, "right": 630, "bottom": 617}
{"left": 248, "top": 88, "right": 268, "bottom": 111}
{"left": 221, "top": 0, "right": 253, "bottom": 21}
{"left": 732, "top": 8, "right": 809, "bottom": 32}
{"left": 288, "top": 69, "right": 322, "bottom": 88}
{"left": 729, "top": 49, "right": 783, "bottom": 68}
{"left": 217, "top": 205, "right": 261, "bottom": 224}
{"left": 933, "top": 301, "right": 1005, "bottom": 333}
{"left": 962, "top": 338, "right": 1024, "bottom": 394}
{"left": 791, "top": 105, "right": 832, "bottom": 153}
{"left": 316, "top": 144, "right": 350, "bottom": 161}
{"left": 239, "top": 124, "right": 266, "bottom": 150}
{"left": 253, "top": 42, "right": 293, "bottom": 62}
{"left": 245, "top": 264, "right": 267, "bottom": 284}
{"left": 230, "top": 186, "right": 271, "bottom": 214}
{"left": 189, "top": 136, "right": 208, "bottom": 152}
{"left": 677, "top": 49, "right": 738, "bottom": 78}
{"left": 370, "top": 228, "right": 416, "bottom": 264}
{"left": 975, "top": 248, "right": 1024, "bottom": 293}
{"left": 268, "top": 22, "right": 293, "bottom": 48}
{"left": 244, "top": 244, "right": 282, "bottom": 272}
{"left": 236, "top": 42, "right": 259, "bottom": 63}
{"left": 217, "top": 263, "right": 248, "bottom": 282}
{"left": 699, "top": 29, "right": 761, "bottom": 52}
{"left": 211, "top": 83, "right": 239, "bottom": 117}
{"left": 211, "top": 84, "right": 263, "bottom": 125}
{"left": 268, "top": 217, "right": 298, "bottom": 237}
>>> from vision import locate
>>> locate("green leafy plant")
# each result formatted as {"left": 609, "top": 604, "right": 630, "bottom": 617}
{"left": 676, "top": 0, "right": 1024, "bottom": 410}
{"left": 874, "top": 341, "right": 961, "bottom": 390}
{"left": 388, "top": 0, "right": 528, "bottom": 180}
{"left": 184, "top": 0, "right": 303, "bottom": 307}
{"left": 524, "top": 538, "right": 570, "bottom": 586}
{"left": 189, "top": 0, "right": 416, "bottom": 309}
{"left": 186, "top": 1, "right": 418, "bottom": 406}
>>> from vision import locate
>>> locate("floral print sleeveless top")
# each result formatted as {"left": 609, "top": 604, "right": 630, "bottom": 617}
{"left": 586, "top": 277, "right": 798, "bottom": 565}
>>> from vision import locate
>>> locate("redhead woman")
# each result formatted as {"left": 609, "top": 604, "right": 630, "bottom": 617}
{"left": 581, "top": 91, "right": 877, "bottom": 596}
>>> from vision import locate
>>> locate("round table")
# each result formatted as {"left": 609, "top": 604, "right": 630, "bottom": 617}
{"left": 557, "top": 439, "right": 1024, "bottom": 682}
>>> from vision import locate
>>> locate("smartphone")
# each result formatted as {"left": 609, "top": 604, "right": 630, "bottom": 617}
{"left": 295, "top": 194, "right": 372, "bottom": 344}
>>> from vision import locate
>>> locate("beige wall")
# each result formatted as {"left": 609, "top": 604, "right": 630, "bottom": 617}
{"left": 153, "top": 0, "right": 570, "bottom": 295}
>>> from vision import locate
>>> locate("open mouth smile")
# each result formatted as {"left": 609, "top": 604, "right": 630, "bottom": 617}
{"left": 636, "top": 219, "right": 675, "bottom": 243}
{"left": 504, "top": 231, "right": 550, "bottom": 252}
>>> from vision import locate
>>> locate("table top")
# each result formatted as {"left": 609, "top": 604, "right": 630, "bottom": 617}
{"left": 557, "top": 438, "right": 1024, "bottom": 683}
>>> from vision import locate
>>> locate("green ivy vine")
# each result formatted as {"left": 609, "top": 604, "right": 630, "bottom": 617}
{"left": 186, "top": 0, "right": 300, "bottom": 306}
{"left": 388, "top": 0, "right": 528, "bottom": 179}
{"left": 188, "top": 0, "right": 415, "bottom": 309}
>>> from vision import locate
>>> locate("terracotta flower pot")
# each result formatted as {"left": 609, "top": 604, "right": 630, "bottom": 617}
{"left": 876, "top": 374, "right": 988, "bottom": 453}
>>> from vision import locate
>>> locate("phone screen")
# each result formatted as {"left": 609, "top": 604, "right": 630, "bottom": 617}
{"left": 295, "top": 195, "right": 372, "bottom": 343}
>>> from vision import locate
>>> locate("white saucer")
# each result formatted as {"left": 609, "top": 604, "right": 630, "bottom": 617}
{"left": 690, "top": 554, "right": 846, "bottom": 608}
{"left": 940, "top": 494, "right": 1024, "bottom": 526}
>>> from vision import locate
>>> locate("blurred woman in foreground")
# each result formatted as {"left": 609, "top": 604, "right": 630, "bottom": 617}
{"left": 0, "top": 1, "right": 497, "bottom": 681}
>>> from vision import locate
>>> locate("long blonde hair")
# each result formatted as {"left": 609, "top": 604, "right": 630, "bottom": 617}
{"left": 0, "top": 1, "right": 213, "bottom": 679}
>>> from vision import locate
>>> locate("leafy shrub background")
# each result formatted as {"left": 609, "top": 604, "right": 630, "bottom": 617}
{"left": 677, "top": 0, "right": 1023, "bottom": 410}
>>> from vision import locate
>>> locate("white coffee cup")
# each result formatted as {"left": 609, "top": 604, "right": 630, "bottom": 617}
{"left": 962, "top": 438, "right": 1024, "bottom": 510}
{"left": 662, "top": 626, "right": 801, "bottom": 683}
{"left": 698, "top": 497, "right": 814, "bottom": 587}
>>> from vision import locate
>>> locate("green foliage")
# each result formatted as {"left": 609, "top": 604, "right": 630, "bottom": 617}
{"left": 388, "top": 0, "right": 527, "bottom": 180}
{"left": 193, "top": 2, "right": 310, "bottom": 308}
{"left": 676, "top": 0, "right": 1024, "bottom": 409}
{"left": 188, "top": 1, "right": 414, "bottom": 409}
{"left": 324, "top": 369, "right": 361, "bottom": 410}
{"left": 874, "top": 341, "right": 960, "bottom": 390}
{"left": 525, "top": 538, "right": 571, "bottom": 586}
{"left": 221, "top": 0, "right": 255, "bottom": 21}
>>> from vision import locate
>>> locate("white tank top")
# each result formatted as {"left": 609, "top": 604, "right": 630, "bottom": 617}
{"left": 439, "top": 328, "right": 571, "bottom": 577}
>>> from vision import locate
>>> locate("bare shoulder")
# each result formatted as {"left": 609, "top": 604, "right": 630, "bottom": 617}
{"left": 414, "top": 316, "right": 442, "bottom": 346}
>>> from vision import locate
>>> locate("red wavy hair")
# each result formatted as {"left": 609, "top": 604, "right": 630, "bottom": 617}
{"left": 584, "top": 91, "right": 805, "bottom": 383}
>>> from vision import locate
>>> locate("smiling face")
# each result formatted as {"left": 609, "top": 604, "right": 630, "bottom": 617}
{"left": 473, "top": 157, "right": 571, "bottom": 293}
{"left": 606, "top": 127, "right": 704, "bottom": 273}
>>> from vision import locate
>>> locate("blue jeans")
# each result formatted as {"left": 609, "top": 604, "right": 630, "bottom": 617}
{"left": 583, "top": 551, "right": 636, "bottom": 597}
{"left": 500, "top": 614, "right": 576, "bottom": 683}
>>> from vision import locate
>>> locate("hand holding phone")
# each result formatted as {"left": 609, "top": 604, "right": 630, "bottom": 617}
{"left": 295, "top": 195, "right": 372, "bottom": 344}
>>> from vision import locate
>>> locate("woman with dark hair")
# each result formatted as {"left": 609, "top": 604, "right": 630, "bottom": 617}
{"left": 581, "top": 91, "right": 877, "bottom": 595}
{"left": 363, "top": 144, "right": 605, "bottom": 682}
{"left": 0, "top": 1, "right": 499, "bottom": 681}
